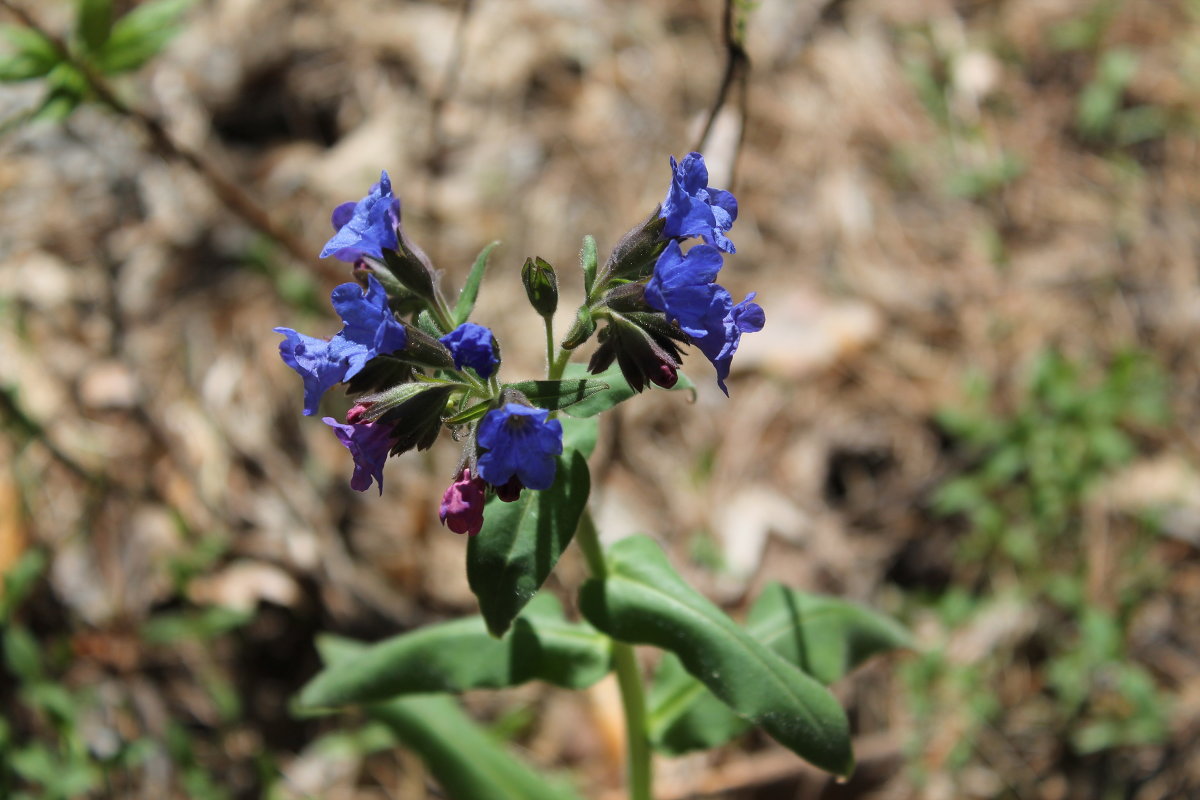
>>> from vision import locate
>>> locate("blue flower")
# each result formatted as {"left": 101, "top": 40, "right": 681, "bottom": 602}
{"left": 439, "top": 322, "right": 500, "bottom": 379}
{"left": 320, "top": 171, "right": 401, "bottom": 262}
{"left": 693, "top": 290, "right": 765, "bottom": 396}
{"left": 644, "top": 240, "right": 725, "bottom": 337}
{"left": 660, "top": 152, "right": 738, "bottom": 253}
{"left": 332, "top": 274, "right": 408, "bottom": 359}
{"left": 274, "top": 328, "right": 368, "bottom": 416}
{"left": 476, "top": 404, "right": 563, "bottom": 491}
{"left": 275, "top": 275, "right": 406, "bottom": 415}
{"left": 322, "top": 417, "right": 395, "bottom": 494}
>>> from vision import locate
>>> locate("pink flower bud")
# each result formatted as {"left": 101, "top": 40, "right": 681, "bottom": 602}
{"left": 439, "top": 469, "right": 487, "bottom": 536}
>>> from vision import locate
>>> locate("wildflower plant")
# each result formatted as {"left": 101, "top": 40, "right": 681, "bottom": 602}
{"left": 279, "top": 154, "right": 910, "bottom": 798}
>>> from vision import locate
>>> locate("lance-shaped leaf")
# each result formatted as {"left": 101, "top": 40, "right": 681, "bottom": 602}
{"left": 77, "top": 0, "right": 114, "bottom": 53}
{"left": 95, "top": 0, "right": 192, "bottom": 74}
{"left": 559, "top": 415, "right": 598, "bottom": 459}
{"left": 444, "top": 398, "right": 493, "bottom": 426}
{"left": 504, "top": 379, "right": 610, "bottom": 412}
{"left": 580, "top": 235, "right": 598, "bottom": 298}
{"left": 371, "top": 696, "right": 585, "bottom": 800}
{"left": 298, "top": 594, "right": 611, "bottom": 709}
{"left": 33, "top": 63, "right": 87, "bottom": 123}
{"left": 649, "top": 584, "right": 913, "bottom": 754}
{"left": 453, "top": 241, "right": 500, "bottom": 325}
{"left": 648, "top": 653, "right": 749, "bottom": 753}
{"left": 560, "top": 362, "right": 694, "bottom": 418}
{"left": 315, "top": 638, "right": 584, "bottom": 800}
{"left": 745, "top": 583, "right": 913, "bottom": 684}
{"left": 356, "top": 380, "right": 451, "bottom": 421}
{"left": 0, "top": 26, "right": 61, "bottom": 82}
{"left": 468, "top": 450, "right": 590, "bottom": 637}
{"left": 578, "top": 536, "right": 854, "bottom": 776}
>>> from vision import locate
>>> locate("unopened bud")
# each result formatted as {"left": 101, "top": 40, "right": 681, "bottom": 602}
{"left": 521, "top": 257, "right": 559, "bottom": 318}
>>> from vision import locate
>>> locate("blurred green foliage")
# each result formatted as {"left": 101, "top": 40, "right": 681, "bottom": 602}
{"left": 0, "top": 0, "right": 193, "bottom": 123}
{"left": 2, "top": 551, "right": 106, "bottom": 800}
{"left": 904, "top": 349, "right": 1173, "bottom": 782}
{"left": 899, "top": 27, "right": 1026, "bottom": 201}
{"left": 933, "top": 349, "right": 1167, "bottom": 567}
{"left": 0, "top": 548, "right": 266, "bottom": 798}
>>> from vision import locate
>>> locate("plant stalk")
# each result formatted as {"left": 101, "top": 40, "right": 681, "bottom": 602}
{"left": 543, "top": 316, "right": 556, "bottom": 381}
{"left": 575, "top": 510, "right": 653, "bottom": 800}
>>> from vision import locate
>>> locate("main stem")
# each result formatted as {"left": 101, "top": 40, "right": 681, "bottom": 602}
{"left": 575, "top": 511, "right": 653, "bottom": 800}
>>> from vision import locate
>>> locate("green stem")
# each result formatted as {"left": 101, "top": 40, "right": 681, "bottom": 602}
{"left": 431, "top": 297, "right": 457, "bottom": 335}
{"left": 575, "top": 511, "right": 653, "bottom": 800}
{"left": 543, "top": 316, "right": 556, "bottom": 380}
{"left": 547, "top": 346, "right": 572, "bottom": 383}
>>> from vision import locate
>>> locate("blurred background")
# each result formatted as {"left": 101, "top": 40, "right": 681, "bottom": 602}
{"left": 2, "top": 0, "right": 1200, "bottom": 797}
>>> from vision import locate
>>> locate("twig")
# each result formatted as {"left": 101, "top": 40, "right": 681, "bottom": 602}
{"left": 420, "top": 0, "right": 474, "bottom": 260}
{"left": 693, "top": 0, "right": 750, "bottom": 182}
{"left": 0, "top": 0, "right": 328, "bottom": 275}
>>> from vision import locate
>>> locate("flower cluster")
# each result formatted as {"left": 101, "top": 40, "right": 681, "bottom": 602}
{"left": 275, "top": 171, "right": 564, "bottom": 534}
{"left": 571, "top": 152, "right": 764, "bottom": 395}
{"left": 274, "top": 155, "right": 762, "bottom": 535}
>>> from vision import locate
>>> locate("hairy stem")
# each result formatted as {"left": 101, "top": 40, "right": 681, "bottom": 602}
{"left": 547, "top": 345, "right": 572, "bottom": 384}
{"left": 544, "top": 316, "right": 556, "bottom": 381}
{"left": 575, "top": 510, "right": 653, "bottom": 800}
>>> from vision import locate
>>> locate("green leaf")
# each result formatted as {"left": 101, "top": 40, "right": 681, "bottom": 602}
{"left": 94, "top": 0, "right": 193, "bottom": 74}
{"left": 444, "top": 398, "right": 494, "bottom": 426}
{"left": 1, "top": 549, "right": 47, "bottom": 621}
{"left": 31, "top": 63, "right": 87, "bottom": 123}
{"left": 298, "top": 594, "right": 611, "bottom": 709}
{"left": 356, "top": 380, "right": 451, "bottom": 421}
{"left": 3, "top": 626, "right": 41, "bottom": 682}
{"left": 0, "top": 26, "right": 61, "bottom": 82}
{"left": 504, "top": 379, "right": 610, "bottom": 412}
{"left": 316, "top": 637, "right": 585, "bottom": 800}
{"left": 453, "top": 241, "right": 500, "bottom": 326}
{"left": 140, "top": 606, "right": 253, "bottom": 645}
{"left": 648, "top": 653, "right": 751, "bottom": 753}
{"left": 649, "top": 583, "right": 912, "bottom": 754}
{"left": 745, "top": 584, "right": 913, "bottom": 683}
{"left": 560, "top": 362, "right": 695, "bottom": 418}
{"left": 376, "top": 695, "right": 584, "bottom": 800}
{"left": 467, "top": 450, "right": 590, "bottom": 637}
{"left": 76, "top": 0, "right": 114, "bottom": 54}
{"left": 579, "top": 536, "right": 854, "bottom": 776}
{"left": 416, "top": 308, "right": 447, "bottom": 338}
{"left": 580, "top": 235, "right": 598, "bottom": 298}
{"left": 559, "top": 415, "right": 598, "bottom": 459}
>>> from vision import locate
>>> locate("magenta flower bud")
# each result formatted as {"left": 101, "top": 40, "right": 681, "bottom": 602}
{"left": 439, "top": 469, "right": 487, "bottom": 536}
{"left": 345, "top": 403, "right": 372, "bottom": 424}
{"left": 649, "top": 358, "right": 679, "bottom": 389}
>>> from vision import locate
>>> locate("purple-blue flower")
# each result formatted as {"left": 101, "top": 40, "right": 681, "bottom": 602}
{"left": 476, "top": 404, "right": 563, "bottom": 492}
{"left": 275, "top": 329, "right": 368, "bottom": 416}
{"left": 322, "top": 417, "right": 396, "bottom": 494}
{"left": 693, "top": 290, "right": 765, "bottom": 396}
{"left": 439, "top": 322, "right": 500, "bottom": 379}
{"left": 660, "top": 153, "right": 738, "bottom": 254}
{"left": 275, "top": 275, "right": 406, "bottom": 416}
{"left": 320, "top": 171, "right": 401, "bottom": 262}
{"left": 644, "top": 240, "right": 724, "bottom": 338}
{"left": 333, "top": 274, "right": 408, "bottom": 358}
